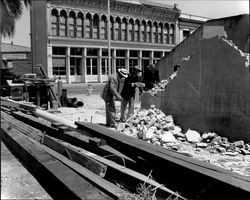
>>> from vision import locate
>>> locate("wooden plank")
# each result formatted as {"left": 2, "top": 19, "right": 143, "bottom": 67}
{"left": 12, "top": 111, "right": 58, "bottom": 137}
{"left": 1, "top": 97, "right": 37, "bottom": 111}
{"left": 1, "top": 122, "right": 112, "bottom": 200}
{"left": 39, "top": 142, "right": 129, "bottom": 200}
{"left": 1, "top": 111, "right": 42, "bottom": 142}
{"left": 43, "top": 134, "right": 185, "bottom": 200}
{"left": 43, "top": 135, "right": 107, "bottom": 177}
{"left": 76, "top": 122, "right": 250, "bottom": 195}
{"left": 11, "top": 111, "right": 137, "bottom": 168}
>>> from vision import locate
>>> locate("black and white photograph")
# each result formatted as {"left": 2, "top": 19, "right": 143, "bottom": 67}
{"left": 1, "top": 0, "right": 249, "bottom": 199}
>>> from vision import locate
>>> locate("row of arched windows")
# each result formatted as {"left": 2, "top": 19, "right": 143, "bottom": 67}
{"left": 51, "top": 9, "right": 175, "bottom": 44}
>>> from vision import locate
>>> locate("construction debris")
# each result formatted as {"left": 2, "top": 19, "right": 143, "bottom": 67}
{"left": 148, "top": 72, "right": 177, "bottom": 96}
{"left": 117, "top": 105, "right": 250, "bottom": 177}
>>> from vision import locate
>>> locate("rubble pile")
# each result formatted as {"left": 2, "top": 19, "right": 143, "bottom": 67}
{"left": 117, "top": 105, "right": 250, "bottom": 176}
{"left": 149, "top": 72, "right": 177, "bottom": 96}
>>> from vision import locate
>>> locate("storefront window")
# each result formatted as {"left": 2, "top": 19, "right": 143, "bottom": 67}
{"left": 70, "top": 57, "right": 81, "bottom": 75}
{"left": 52, "top": 47, "right": 66, "bottom": 75}
{"left": 86, "top": 48, "right": 98, "bottom": 76}
{"left": 52, "top": 58, "right": 66, "bottom": 75}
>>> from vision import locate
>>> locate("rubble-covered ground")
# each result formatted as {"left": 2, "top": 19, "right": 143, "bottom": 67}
{"left": 116, "top": 106, "right": 250, "bottom": 177}
{"left": 56, "top": 89, "right": 250, "bottom": 177}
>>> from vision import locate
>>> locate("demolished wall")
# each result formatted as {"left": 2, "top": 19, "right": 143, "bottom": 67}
{"left": 157, "top": 14, "right": 250, "bottom": 142}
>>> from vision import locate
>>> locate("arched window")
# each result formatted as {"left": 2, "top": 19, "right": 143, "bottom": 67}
{"left": 146, "top": 22, "right": 151, "bottom": 43}
{"left": 110, "top": 17, "right": 114, "bottom": 40}
{"left": 51, "top": 9, "right": 59, "bottom": 36}
{"left": 169, "top": 24, "right": 175, "bottom": 44}
{"left": 121, "top": 18, "right": 126, "bottom": 41}
{"left": 152, "top": 23, "right": 157, "bottom": 43}
{"left": 140, "top": 21, "right": 146, "bottom": 42}
{"left": 134, "top": 20, "right": 139, "bottom": 42}
{"left": 93, "top": 14, "right": 99, "bottom": 39}
{"left": 69, "top": 11, "right": 76, "bottom": 38}
{"left": 100, "top": 15, "right": 107, "bottom": 40}
{"left": 128, "top": 19, "right": 133, "bottom": 42}
{"left": 59, "top": 10, "right": 67, "bottom": 37}
{"left": 163, "top": 23, "right": 169, "bottom": 44}
{"left": 76, "top": 12, "right": 83, "bottom": 38}
{"left": 114, "top": 18, "right": 121, "bottom": 41}
{"left": 85, "top": 13, "right": 91, "bottom": 39}
{"left": 158, "top": 23, "right": 162, "bottom": 44}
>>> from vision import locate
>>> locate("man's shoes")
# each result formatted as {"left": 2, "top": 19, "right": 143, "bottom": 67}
{"left": 106, "top": 124, "right": 117, "bottom": 128}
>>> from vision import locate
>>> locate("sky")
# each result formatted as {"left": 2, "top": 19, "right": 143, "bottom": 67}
{"left": 1, "top": 0, "right": 249, "bottom": 47}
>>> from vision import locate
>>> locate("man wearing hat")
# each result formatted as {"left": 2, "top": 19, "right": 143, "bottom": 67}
{"left": 101, "top": 68, "right": 128, "bottom": 127}
{"left": 120, "top": 66, "right": 144, "bottom": 122}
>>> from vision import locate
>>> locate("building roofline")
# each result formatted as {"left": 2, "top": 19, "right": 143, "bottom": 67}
{"left": 207, "top": 14, "right": 249, "bottom": 23}
{"left": 179, "top": 17, "right": 206, "bottom": 24}
{"left": 1, "top": 42, "right": 30, "bottom": 49}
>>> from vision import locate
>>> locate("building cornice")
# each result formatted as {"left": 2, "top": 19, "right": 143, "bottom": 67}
{"left": 48, "top": 0, "right": 179, "bottom": 21}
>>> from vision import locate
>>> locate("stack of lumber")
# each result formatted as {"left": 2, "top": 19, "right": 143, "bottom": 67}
{"left": 1, "top": 101, "right": 183, "bottom": 200}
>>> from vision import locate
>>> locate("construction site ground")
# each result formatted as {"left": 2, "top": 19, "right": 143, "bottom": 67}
{"left": 2, "top": 83, "right": 250, "bottom": 199}
{"left": 1, "top": 83, "right": 140, "bottom": 199}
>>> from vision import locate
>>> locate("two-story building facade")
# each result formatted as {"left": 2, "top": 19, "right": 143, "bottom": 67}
{"left": 30, "top": 0, "right": 205, "bottom": 83}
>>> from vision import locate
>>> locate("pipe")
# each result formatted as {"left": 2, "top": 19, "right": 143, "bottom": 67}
{"left": 33, "top": 109, "right": 76, "bottom": 128}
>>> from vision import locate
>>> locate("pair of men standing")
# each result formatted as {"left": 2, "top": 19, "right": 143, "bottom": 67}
{"left": 101, "top": 66, "right": 143, "bottom": 127}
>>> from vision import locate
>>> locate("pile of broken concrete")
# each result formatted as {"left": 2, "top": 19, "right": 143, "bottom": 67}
{"left": 116, "top": 105, "right": 250, "bottom": 176}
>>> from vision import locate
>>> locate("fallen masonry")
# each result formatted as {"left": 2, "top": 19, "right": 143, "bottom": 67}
{"left": 116, "top": 105, "right": 250, "bottom": 177}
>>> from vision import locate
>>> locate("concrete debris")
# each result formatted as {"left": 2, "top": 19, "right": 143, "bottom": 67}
{"left": 185, "top": 129, "right": 202, "bottom": 143}
{"left": 221, "top": 37, "right": 249, "bottom": 67}
{"left": 117, "top": 106, "right": 250, "bottom": 176}
{"left": 149, "top": 72, "right": 177, "bottom": 96}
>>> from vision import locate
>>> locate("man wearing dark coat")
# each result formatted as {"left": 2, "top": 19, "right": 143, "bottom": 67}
{"left": 142, "top": 63, "right": 160, "bottom": 91}
{"left": 101, "top": 68, "right": 128, "bottom": 127}
{"left": 120, "top": 66, "right": 144, "bottom": 122}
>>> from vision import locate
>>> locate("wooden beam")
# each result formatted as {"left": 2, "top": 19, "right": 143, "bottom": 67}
{"left": 75, "top": 122, "right": 250, "bottom": 197}
{"left": 43, "top": 135, "right": 107, "bottom": 177}
{"left": 1, "top": 97, "right": 37, "bottom": 111}
{"left": 38, "top": 137, "right": 129, "bottom": 200}
{"left": 11, "top": 111, "right": 137, "bottom": 168}
{"left": 1, "top": 122, "right": 113, "bottom": 200}
{"left": 1, "top": 111, "right": 42, "bottom": 142}
{"left": 43, "top": 134, "right": 184, "bottom": 200}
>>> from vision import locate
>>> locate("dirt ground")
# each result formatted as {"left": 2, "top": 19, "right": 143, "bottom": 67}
{"left": 55, "top": 91, "right": 141, "bottom": 125}
{"left": 1, "top": 142, "right": 51, "bottom": 199}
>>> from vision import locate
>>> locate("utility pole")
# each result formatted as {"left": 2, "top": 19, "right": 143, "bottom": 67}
{"left": 107, "top": 0, "right": 111, "bottom": 75}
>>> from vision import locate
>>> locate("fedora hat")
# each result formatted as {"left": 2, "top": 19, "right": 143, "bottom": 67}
{"left": 118, "top": 68, "right": 128, "bottom": 78}
{"left": 133, "top": 65, "right": 142, "bottom": 72}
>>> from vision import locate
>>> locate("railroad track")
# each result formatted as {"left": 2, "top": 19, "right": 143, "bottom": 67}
{"left": 1, "top": 100, "right": 249, "bottom": 199}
